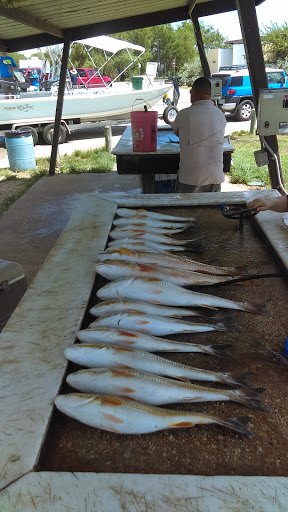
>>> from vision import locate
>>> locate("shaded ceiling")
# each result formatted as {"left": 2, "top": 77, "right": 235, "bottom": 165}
{"left": 0, "top": 0, "right": 265, "bottom": 53}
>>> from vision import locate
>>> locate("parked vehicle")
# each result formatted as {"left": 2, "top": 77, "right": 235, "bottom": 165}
{"left": 75, "top": 68, "right": 112, "bottom": 88}
{"left": 213, "top": 68, "right": 287, "bottom": 121}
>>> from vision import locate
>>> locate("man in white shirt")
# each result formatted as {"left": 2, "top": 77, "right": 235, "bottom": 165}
{"left": 172, "top": 77, "right": 227, "bottom": 192}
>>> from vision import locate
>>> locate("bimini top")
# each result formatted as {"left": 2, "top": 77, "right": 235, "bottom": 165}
{"left": 75, "top": 35, "right": 145, "bottom": 55}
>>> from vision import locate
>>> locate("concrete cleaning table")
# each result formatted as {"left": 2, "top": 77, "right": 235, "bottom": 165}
{"left": 0, "top": 190, "right": 288, "bottom": 512}
{"left": 112, "top": 125, "right": 235, "bottom": 193}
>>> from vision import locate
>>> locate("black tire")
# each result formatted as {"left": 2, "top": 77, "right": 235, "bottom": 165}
{"left": 19, "top": 126, "right": 38, "bottom": 146}
{"left": 43, "top": 123, "right": 67, "bottom": 145}
{"left": 106, "top": 81, "right": 112, "bottom": 87}
{"left": 236, "top": 100, "right": 254, "bottom": 121}
{"left": 163, "top": 105, "right": 178, "bottom": 124}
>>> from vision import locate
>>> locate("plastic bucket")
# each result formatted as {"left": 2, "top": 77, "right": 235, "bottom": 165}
{"left": 131, "top": 76, "right": 144, "bottom": 90}
{"left": 5, "top": 130, "right": 36, "bottom": 172}
{"left": 130, "top": 110, "right": 158, "bottom": 152}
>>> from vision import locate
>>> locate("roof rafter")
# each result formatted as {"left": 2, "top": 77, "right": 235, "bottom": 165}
{"left": 0, "top": 6, "right": 63, "bottom": 39}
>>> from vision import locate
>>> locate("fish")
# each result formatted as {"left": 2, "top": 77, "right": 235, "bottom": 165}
{"left": 66, "top": 368, "right": 267, "bottom": 410}
{"left": 107, "top": 238, "right": 195, "bottom": 252}
{"left": 111, "top": 225, "right": 188, "bottom": 235}
{"left": 95, "top": 260, "right": 242, "bottom": 287}
{"left": 77, "top": 326, "right": 231, "bottom": 356}
{"left": 64, "top": 344, "right": 252, "bottom": 386}
{"left": 97, "top": 277, "right": 265, "bottom": 314}
{"left": 55, "top": 393, "right": 253, "bottom": 435}
{"left": 89, "top": 312, "right": 228, "bottom": 336}
{"left": 116, "top": 207, "right": 196, "bottom": 222}
{"left": 113, "top": 217, "right": 193, "bottom": 229}
{"left": 90, "top": 299, "right": 201, "bottom": 318}
{"left": 99, "top": 247, "right": 246, "bottom": 276}
{"left": 109, "top": 229, "right": 198, "bottom": 246}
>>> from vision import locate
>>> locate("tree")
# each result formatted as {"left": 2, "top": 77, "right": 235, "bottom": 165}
{"left": 199, "top": 22, "right": 227, "bottom": 49}
{"left": 261, "top": 22, "right": 288, "bottom": 63}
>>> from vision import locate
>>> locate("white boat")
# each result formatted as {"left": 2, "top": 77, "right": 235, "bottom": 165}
{"left": 0, "top": 36, "right": 172, "bottom": 144}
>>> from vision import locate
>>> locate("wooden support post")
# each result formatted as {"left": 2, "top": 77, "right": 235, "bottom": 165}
{"left": 49, "top": 30, "right": 71, "bottom": 176}
{"left": 104, "top": 125, "right": 112, "bottom": 153}
{"left": 190, "top": 6, "right": 210, "bottom": 78}
{"left": 250, "top": 109, "right": 257, "bottom": 135}
{"left": 236, "top": 0, "right": 285, "bottom": 191}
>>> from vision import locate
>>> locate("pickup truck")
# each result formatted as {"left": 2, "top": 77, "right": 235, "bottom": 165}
{"left": 75, "top": 68, "right": 112, "bottom": 88}
{"left": 212, "top": 68, "right": 287, "bottom": 121}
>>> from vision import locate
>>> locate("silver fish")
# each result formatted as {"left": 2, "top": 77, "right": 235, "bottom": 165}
{"left": 89, "top": 312, "right": 228, "bottom": 336}
{"left": 109, "top": 229, "right": 197, "bottom": 245}
{"left": 99, "top": 247, "right": 246, "bottom": 276}
{"left": 107, "top": 238, "right": 191, "bottom": 252}
{"left": 95, "top": 260, "right": 240, "bottom": 287}
{"left": 111, "top": 225, "right": 187, "bottom": 235}
{"left": 55, "top": 393, "right": 252, "bottom": 435}
{"left": 64, "top": 344, "right": 251, "bottom": 386}
{"left": 90, "top": 299, "right": 200, "bottom": 318}
{"left": 116, "top": 208, "right": 195, "bottom": 222}
{"left": 97, "top": 277, "right": 265, "bottom": 314}
{"left": 113, "top": 218, "right": 193, "bottom": 229}
{"left": 67, "top": 368, "right": 267, "bottom": 410}
{"left": 77, "top": 326, "right": 230, "bottom": 356}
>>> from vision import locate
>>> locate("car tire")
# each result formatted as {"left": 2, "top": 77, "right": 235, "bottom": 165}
{"left": 18, "top": 126, "right": 39, "bottom": 146}
{"left": 236, "top": 100, "right": 254, "bottom": 121}
{"left": 163, "top": 105, "right": 178, "bottom": 124}
{"left": 106, "top": 81, "right": 112, "bottom": 87}
{"left": 43, "top": 124, "right": 67, "bottom": 145}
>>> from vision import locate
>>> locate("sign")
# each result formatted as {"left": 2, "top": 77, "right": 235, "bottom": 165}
{"left": 172, "top": 58, "right": 176, "bottom": 68}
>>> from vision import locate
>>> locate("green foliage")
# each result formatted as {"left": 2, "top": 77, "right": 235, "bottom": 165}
{"left": 179, "top": 58, "right": 202, "bottom": 86}
{"left": 199, "top": 23, "right": 226, "bottom": 49}
{"left": 261, "top": 22, "right": 288, "bottom": 62}
{"left": 229, "top": 132, "right": 288, "bottom": 186}
{"left": 0, "top": 147, "right": 115, "bottom": 215}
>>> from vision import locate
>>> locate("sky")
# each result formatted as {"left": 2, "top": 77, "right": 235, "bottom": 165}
{"left": 201, "top": 0, "right": 288, "bottom": 41}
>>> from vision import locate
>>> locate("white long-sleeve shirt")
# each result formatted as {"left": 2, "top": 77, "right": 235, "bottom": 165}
{"left": 172, "top": 100, "right": 227, "bottom": 186}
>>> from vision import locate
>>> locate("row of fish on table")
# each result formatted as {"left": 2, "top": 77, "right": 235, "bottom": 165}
{"left": 55, "top": 207, "right": 268, "bottom": 436}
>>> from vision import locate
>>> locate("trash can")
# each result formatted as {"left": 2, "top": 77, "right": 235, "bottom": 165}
{"left": 131, "top": 76, "right": 144, "bottom": 90}
{"left": 4, "top": 129, "right": 36, "bottom": 171}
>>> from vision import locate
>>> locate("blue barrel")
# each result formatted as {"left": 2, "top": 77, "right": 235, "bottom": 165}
{"left": 5, "top": 130, "right": 36, "bottom": 172}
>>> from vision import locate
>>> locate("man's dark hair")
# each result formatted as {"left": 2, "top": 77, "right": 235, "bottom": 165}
{"left": 192, "top": 77, "right": 211, "bottom": 95}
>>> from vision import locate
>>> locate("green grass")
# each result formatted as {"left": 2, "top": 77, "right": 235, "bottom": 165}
{"left": 229, "top": 132, "right": 288, "bottom": 186}
{"left": 0, "top": 146, "right": 116, "bottom": 215}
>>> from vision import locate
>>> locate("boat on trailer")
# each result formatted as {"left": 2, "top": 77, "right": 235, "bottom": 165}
{"left": 0, "top": 36, "right": 172, "bottom": 145}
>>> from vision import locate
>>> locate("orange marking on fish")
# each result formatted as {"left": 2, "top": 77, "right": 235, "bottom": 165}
{"left": 152, "top": 290, "right": 163, "bottom": 294}
{"left": 119, "top": 364, "right": 133, "bottom": 369}
{"left": 138, "top": 264, "right": 154, "bottom": 273}
{"left": 115, "top": 346, "right": 131, "bottom": 352}
{"left": 170, "top": 421, "right": 195, "bottom": 428}
{"left": 117, "top": 387, "right": 136, "bottom": 393}
{"left": 118, "top": 247, "right": 137, "bottom": 256}
{"left": 104, "top": 413, "right": 124, "bottom": 424}
{"left": 138, "top": 321, "right": 150, "bottom": 325}
{"left": 119, "top": 330, "right": 138, "bottom": 338}
{"left": 112, "top": 369, "right": 134, "bottom": 378}
{"left": 100, "top": 396, "right": 123, "bottom": 406}
{"left": 137, "top": 209, "right": 147, "bottom": 213}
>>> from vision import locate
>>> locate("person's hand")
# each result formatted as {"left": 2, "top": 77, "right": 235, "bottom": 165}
{"left": 248, "top": 198, "right": 271, "bottom": 212}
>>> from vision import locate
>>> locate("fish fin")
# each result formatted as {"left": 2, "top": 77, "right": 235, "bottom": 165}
{"left": 103, "top": 413, "right": 124, "bottom": 424}
{"left": 173, "top": 375, "right": 191, "bottom": 383}
{"left": 118, "top": 247, "right": 138, "bottom": 256}
{"left": 200, "top": 304, "right": 218, "bottom": 310}
{"left": 169, "top": 421, "right": 195, "bottom": 428}
{"left": 216, "top": 416, "right": 253, "bottom": 436}
{"left": 100, "top": 396, "right": 124, "bottom": 406}
{"left": 208, "top": 344, "right": 233, "bottom": 357}
{"left": 230, "top": 388, "right": 269, "bottom": 412}
{"left": 222, "top": 371, "right": 254, "bottom": 388}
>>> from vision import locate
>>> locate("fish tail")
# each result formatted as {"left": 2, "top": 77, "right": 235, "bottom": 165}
{"left": 207, "top": 344, "right": 233, "bottom": 357}
{"left": 230, "top": 388, "right": 269, "bottom": 411}
{"left": 238, "top": 300, "right": 267, "bottom": 315}
{"left": 215, "top": 415, "right": 253, "bottom": 436}
{"left": 221, "top": 371, "right": 254, "bottom": 387}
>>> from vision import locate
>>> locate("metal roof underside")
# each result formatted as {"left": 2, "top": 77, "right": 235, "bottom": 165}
{"left": 0, "top": 0, "right": 265, "bottom": 52}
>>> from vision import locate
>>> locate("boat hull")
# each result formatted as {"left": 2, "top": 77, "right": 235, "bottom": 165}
{"left": 0, "top": 84, "right": 172, "bottom": 126}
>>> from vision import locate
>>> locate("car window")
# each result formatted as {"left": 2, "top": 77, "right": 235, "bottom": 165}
{"left": 267, "top": 71, "right": 285, "bottom": 84}
{"left": 88, "top": 70, "right": 94, "bottom": 77}
{"left": 229, "top": 76, "right": 243, "bottom": 87}
{"left": 76, "top": 69, "right": 87, "bottom": 77}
